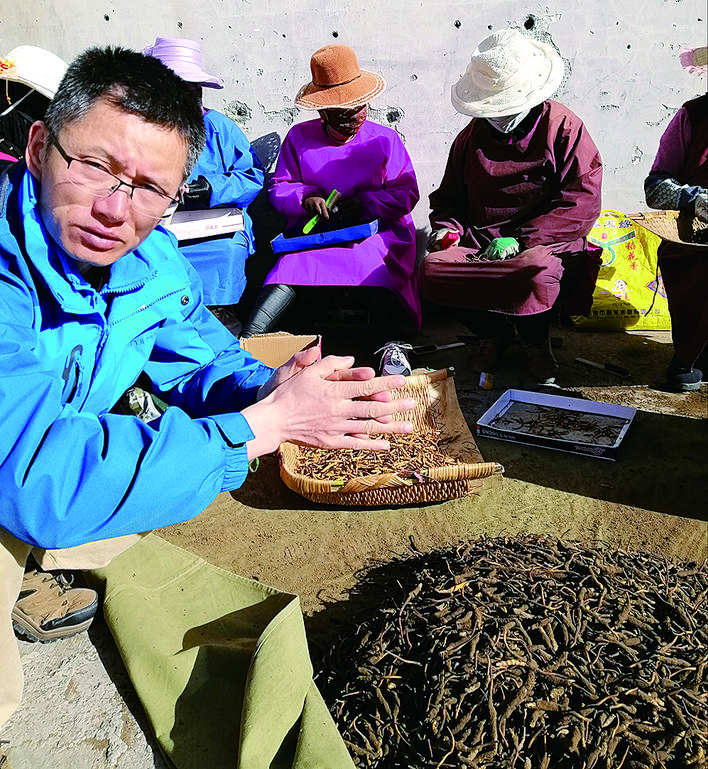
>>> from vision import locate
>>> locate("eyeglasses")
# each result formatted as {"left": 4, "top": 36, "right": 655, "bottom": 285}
{"left": 49, "top": 132, "right": 181, "bottom": 220}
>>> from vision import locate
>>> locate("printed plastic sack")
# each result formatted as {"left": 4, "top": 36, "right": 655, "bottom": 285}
{"left": 571, "top": 210, "right": 671, "bottom": 330}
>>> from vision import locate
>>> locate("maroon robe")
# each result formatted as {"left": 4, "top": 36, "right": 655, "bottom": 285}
{"left": 649, "top": 95, "right": 708, "bottom": 368}
{"left": 419, "top": 100, "right": 602, "bottom": 316}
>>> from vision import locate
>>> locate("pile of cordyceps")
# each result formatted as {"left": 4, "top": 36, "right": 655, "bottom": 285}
{"left": 311, "top": 534, "right": 707, "bottom": 768}
{"left": 295, "top": 429, "right": 459, "bottom": 482}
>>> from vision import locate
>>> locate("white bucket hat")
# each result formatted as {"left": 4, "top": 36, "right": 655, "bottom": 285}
{"left": 0, "top": 45, "right": 68, "bottom": 99}
{"left": 451, "top": 29, "right": 564, "bottom": 118}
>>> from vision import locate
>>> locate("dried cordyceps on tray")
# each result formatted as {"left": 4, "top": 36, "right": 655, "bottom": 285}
{"left": 488, "top": 403, "right": 630, "bottom": 447}
{"left": 279, "top": 368, "right": 503, "bottom": 506}
{"left": 295, "top": 429, "right": 459, "bottom": 482}
{"left": 311, "top": 534, "right": 707, "bottom": 768}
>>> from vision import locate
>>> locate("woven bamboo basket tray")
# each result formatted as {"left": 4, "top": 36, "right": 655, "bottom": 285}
{"left": 629, "top": 210, "right": 708, "bottom": 248}
{"left": 278, "top": 368, "right": 504, "bottom": 506}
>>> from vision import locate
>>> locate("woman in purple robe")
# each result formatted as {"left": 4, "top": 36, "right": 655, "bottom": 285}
{"left": 241, "top": 44, "right": 421, "bottom": 338}
{"left": 418, "top": 30, "right": 602, "bottom": 383}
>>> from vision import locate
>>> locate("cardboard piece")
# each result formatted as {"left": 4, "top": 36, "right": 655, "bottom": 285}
{"left": 162, "top": 207, "right": 244, "bottom": 242}
{"left": 239, "top": 331, "right": 321, "bottom": 369}
{"left": 476, "top": 389, "right": 636, "bottom": 460}
{"left": 271, "top": 220, "right": 378, "bottom": 254}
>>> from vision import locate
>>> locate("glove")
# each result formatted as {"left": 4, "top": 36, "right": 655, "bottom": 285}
{"left": 426, "top": 228, "right": 460, "bottom": 252}
{"left": 331, "top": 195, "right": 362, "bottom": 222}
{"left": 695, "top": 192, "right": 708, "bottom": 223}
{"left": 180, "top": 175, "right": 212, "bottom": 210}
{"left": 480, "top": 237, "right": 520, "bottom": 261}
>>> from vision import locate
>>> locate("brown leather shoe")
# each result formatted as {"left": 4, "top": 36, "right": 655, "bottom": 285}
{"left": 471, "top": 335, "right": 512, "bottom": 372}
{"left": 523, "top": 339, "right": 559, "bottom": 383}
{"left": 12, "top": 570, "right": 98, "bottom": 643}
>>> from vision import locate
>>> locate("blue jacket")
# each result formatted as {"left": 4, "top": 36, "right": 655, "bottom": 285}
{"left": 179, "top": 110, "right": 265, "bottom": 305}
{"left": 0, "top": 163, "right": 273, "bottom": 549}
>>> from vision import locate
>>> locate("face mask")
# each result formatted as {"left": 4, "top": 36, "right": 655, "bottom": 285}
{"left": 320, "top": 105, "right": 368, "bottom": 141}
{"left": 486, "top": 110, "right": 530, "bottom": 134}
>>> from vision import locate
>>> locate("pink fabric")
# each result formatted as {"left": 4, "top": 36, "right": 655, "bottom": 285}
{"left": 143, "top": 37, "right": 224, "bottom": 88}
{"left": 649, "top": 105, "right": 693, "bottom": 178}
{"left": 419, "top": 100, "right": 602, "bottom": 316}
{"left": 0, "top": 151, "right": 18, "bottom": 164}
{"left": 265, "top": 119, "right": 422, "bottom": 329}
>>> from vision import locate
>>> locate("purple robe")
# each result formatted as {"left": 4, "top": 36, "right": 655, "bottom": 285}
{"left": 419, "top": 100, "right": 603, "bottom": 316}
{"left": 264, "top": 118, "right": 421, "bottom": 329}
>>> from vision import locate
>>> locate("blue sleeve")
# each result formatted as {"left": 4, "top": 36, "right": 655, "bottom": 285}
{"left": 0, "top": 246, "right": 273, "bottom": 549}
{"left": 191, "top": 111, "right": 265, "bottom": 209}
{"left": 144, "top": 278, "right": 274, "bottom": 416}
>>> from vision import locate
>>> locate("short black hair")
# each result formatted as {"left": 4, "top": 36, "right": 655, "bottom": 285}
{"left": 44, "top": 46, "right": 206, "bottom": 178}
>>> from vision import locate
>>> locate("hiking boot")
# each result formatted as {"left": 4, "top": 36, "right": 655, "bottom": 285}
{"left": 666, "top": 359, "right": 703, "bottom": 392}
{"left": 376, "top": 341, "right": 413, "bottom": 376}
{"left": 471, "top": 335, "right": 511, "bottom": 372}
{"left": 12, "top": 570, "right": 98, "bottom": 643}
{"left": 523, "top": 339, "right": 559, "bottom": 383}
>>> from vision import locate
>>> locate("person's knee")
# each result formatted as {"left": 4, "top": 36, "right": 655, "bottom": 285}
{"left": 241, "top": 284, "right": 297, "bottom": 337}
{"left": 34, "top": 533, "right": 147, "bottom": 571}
{"left": 417, "top": 254, "right": 464, "bottom": 301}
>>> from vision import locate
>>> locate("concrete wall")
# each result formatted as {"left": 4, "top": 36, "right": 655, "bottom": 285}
{"left": 2, "top": 0, "right": 705, "bottom": 231}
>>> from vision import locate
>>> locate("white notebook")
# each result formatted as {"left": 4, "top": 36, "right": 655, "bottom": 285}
{"left": 162, "top": 207, "right": 244, "bottom": 241}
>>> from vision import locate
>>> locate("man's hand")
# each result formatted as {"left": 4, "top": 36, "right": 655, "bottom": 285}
{"left": 256, "top": 344, "right": 322, "bottom": 401}
{"left": 242, "top": 353, "right": 415, "bottom": 458}
{"left": 303, "top": 195, "right": 330, "bottom": 218}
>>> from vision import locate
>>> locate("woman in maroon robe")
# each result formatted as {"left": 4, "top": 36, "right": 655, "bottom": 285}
{"left": 418, "top": 30, "right": 602, "bottom": 383}
{"left": 644, "top": 45, "right": 707, "bottom": 392}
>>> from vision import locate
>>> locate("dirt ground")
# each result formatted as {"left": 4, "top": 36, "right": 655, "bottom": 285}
{"left": 159, "top": 307, "right": 708, "bottom": 625}
{"left": 3, "top": 306, "right": 706, "bottom": 769}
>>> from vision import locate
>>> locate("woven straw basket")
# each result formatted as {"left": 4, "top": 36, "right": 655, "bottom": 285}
{"left": 278, "top": 368, "right": 504, "bottom": 506}
{"left": 629, "top": 210, "right": 708, "bottom": 248}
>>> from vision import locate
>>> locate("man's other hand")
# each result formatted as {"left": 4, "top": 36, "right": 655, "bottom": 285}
{"left": 243, "top": 352, "right": 415, "bottom": 458}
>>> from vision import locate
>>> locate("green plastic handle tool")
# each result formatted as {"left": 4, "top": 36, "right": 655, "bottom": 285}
{"left": 302, "top": 189, "right": 340, "bottom": 235}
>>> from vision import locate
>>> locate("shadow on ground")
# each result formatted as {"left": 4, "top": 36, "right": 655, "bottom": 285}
{"left": 231, "top": 303, "right": 707, "bottom": 522}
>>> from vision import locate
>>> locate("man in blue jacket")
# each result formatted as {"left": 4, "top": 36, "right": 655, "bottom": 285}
{"left": 0, "top": 45, "right": 413, "bottom": 727}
